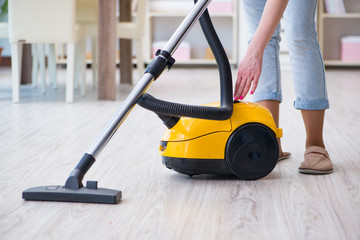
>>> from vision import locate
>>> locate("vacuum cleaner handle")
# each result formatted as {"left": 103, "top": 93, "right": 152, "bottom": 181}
{"left": 137, "top": 0, "right": 233, "bottom": 123}
{"left": 86, "top": 0, "right": 216, "bottom": 158}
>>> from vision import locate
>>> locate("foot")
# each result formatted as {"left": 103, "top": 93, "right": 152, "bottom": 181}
{"left": 277, "top": 138, "right": 291, "bottom": 161}
{"left": 299, "top": 146, "right": 333, "bottom": 174}
{"left": 278, "top": 151, "right": 291, "bottom": 161}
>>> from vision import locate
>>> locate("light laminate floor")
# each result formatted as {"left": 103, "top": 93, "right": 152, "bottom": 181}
{"left": 0, "top": 61, "right": 360, "bottom": 240}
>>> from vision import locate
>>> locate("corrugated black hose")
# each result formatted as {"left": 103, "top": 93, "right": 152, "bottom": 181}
{"left": 138, "top": 0, "right": 233, "bottom": 127}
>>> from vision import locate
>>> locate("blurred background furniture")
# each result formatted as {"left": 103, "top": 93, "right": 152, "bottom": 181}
{"left": 8, "top": 0, "right": 85, "bottom": 103}
{"left": 117, "top": 0, "right": 146, "bottom": 83}
{"left": 31, "top": 44, "right": 58, "bottom": 94}
{"left": 97, "top": 0, "right": 146, "bottom": 100}
{"left": 7, "top": 0, "right": 146, "bottom": 102}
{"left": 0, "top": 22, "right": 8, "bottom": 65}
{"left": 76, "top": 0, "right": 98, "bottom": 89}
{"left": 317, "top": 0, "right": 360, "bottom": 67}
{"left": 98, "top": 0, "right": 116, "bottom": 100}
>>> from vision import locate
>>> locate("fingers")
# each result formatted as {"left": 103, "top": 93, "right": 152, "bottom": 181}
{"left": 241, "top": 77, "right": 253, "bottom": 99}
{"left": 234, "top": 75, "right": 244, "bottom": 100}
{"left": 234, "top": 76, "right": 246, "bottom": 100}
{"left": 234, "top": 73, "right": 260, "bottom": 101}
{"left": 250, "top": 74, "right": 259, "bottom": 95}
{"left": 234, "top": 76, "right": 240, "bottom": 98}
{"left": 234, "top": 77, "right": 254, "bottom": 100}
{"left": 234, "top": 67, "right": 248, "bottom": 100}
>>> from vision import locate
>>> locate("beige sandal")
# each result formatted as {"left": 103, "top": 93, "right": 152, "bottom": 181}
{"left": 299, "top": 146, "right": 333, "bottom": 174}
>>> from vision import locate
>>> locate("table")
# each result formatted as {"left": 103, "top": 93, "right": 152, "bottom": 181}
{"left": 98, "top": 0, "right": 133, "bottom": 101}
{"left": 119, "top": 0, "right": 133, "bottom": 85}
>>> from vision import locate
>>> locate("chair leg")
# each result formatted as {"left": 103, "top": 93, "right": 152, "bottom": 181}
{"left": 135, "top": 38, "right": 145, "bottom": 80}
{"left": 74, "top": 37, "right": 87, "bottom": 97}
{"left": 48, "top": 43, "right": 57, "bottom": 90}
{"left": 37, "top": 44, "right": 46, "bottom": 94}
{"left": 91, "top": 36, "right": 98, "bottom": 89}
{"left": 55, "top": 43, "right": 66, "bottom": 63}
{"left": 66, "top": 42, "right": 76, "bottom": 103}
{"left": 11, "top": 42, "right": 23, "bottom": 103}
{"left": 79, "top": 37, "right": 87, "bottom": 97}
{"left": 31, "top": 44, "right": 39, "bottom": 89}
{"left": 74, "top": 42, "right": 80, "bottom": 90}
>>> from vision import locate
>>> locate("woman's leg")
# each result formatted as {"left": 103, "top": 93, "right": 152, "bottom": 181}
{"left": 241, "top": 0, "right": 288, "bottom": 159}
{"left": 283, "top": 0, "right": 329, "bottom": 110}
{"left": 257, "top": 100, "right": 290, "bottom": 159}
{"left": 284, "top": 0, "right": 332, "bottom": 173}
{"left": 301, "top": 110, "right": 325, "bottom": 149}
{"left": 300, "top": 109, "right": 332, "bottom": 174}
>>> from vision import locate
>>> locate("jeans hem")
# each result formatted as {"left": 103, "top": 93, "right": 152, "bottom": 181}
{"left": 251, "top": 92, "right": 282, "bottom": 103}
{"left": 293, "top": 99, "right": 329, "bottom": 110}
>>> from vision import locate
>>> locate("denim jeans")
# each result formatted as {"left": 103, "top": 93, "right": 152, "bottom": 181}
{"left": 242, "top": 0, "right": 329, "bottom": 110}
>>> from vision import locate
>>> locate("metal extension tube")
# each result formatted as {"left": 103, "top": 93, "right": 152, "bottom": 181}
{"left": 87, "top": 0, "right": 212, "bottom": 159}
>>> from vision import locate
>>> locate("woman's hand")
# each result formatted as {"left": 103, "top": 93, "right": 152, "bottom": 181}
{"left": 234, "top": 45, "right": 263, "bottom": 100}
{"left": 234, "top": 0, "right": 288, "bottom": 101}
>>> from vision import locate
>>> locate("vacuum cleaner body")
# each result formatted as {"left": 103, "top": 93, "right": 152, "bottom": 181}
{"left": 160, "top": 101, "right": 282, "bottom": 180}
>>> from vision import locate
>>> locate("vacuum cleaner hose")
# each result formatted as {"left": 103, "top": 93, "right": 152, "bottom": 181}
{"left": 138, "top": 0, "right": 233, "bottom": 122}
{"left": 140, "top": 93, "right": 231, "bottom": 120}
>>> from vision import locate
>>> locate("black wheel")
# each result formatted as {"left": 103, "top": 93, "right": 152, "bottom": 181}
{"left": 225, "top": 123, "right": 279, "bottom": 180}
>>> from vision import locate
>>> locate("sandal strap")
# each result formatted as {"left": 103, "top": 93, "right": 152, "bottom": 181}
{"left": 304, "top": 146, "right": 330, "bottom": 159}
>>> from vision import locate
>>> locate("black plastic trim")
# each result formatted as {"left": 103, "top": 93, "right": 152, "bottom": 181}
{"left": 145, "top": 50, "right": 175, "bottom": 80}
{"left": 162, "top": 156, "right": 232, "bottom": 176}
{"left": 64, "top": 153, "right": 95, "bottom": 189}
{"left": 22, "top": 185, "right": 122, "bottom": 204}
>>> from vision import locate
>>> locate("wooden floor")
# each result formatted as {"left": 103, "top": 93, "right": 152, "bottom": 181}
{"left": 0, "top": 61, "right": 360, "bottom": 240}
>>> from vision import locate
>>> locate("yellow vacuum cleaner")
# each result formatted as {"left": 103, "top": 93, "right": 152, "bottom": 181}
{"left": 22, "top": 0, "right": 281, "bottom": 204}
{"left": 159, "top": 101, "right": 282, "bottom": 179}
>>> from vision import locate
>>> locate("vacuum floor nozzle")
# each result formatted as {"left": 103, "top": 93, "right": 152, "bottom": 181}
{"left": 23, "top": 184, "right": 122, "bottom": 204}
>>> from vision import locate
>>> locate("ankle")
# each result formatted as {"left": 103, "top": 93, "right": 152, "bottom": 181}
{"left": 305, "top": 140, "right": 325, "bottom": 149}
